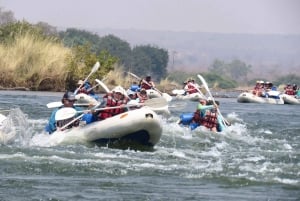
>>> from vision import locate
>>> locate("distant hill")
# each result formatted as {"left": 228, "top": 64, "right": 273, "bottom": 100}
{"left": 91, "top": 28, "right": 300, "bottom": 79}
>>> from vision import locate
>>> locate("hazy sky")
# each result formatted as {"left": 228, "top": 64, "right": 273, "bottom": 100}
{"left": 1, "top": 0, "right": 300, "bottom": 34}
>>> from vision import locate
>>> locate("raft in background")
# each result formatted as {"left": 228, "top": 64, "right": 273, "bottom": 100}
{"left": 237, "top": 91, "right": 284, "bottom": 104}
{"left": 281, "top": 94, "right": 300, "bottom": 105}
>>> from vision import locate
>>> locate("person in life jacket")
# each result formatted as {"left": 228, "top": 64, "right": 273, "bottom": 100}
{"left": 98, "top": 86, "right": 129, "bottom": 120}
{"left": 136, "top": 88, "right": 149, "bottom": 103}
{"left": 76, "top": 80, "right": 100, "bottom": 101}
{"left": 139, "top": 75, "right": 155, "bottom": 90}
{"left": 129, "top": 81, "right": 141, "bottom": 92}
{"left": 45, "top": 91, "right": 82, "bottom": 134}
{"left": 191, "top": 99, "right": 219, "bottom": 132}
{"left": 253, "top": 80, "right": 265, "bottom": 96}
{"left": 295, "top": 87, "right": 300, "bottom": 98}
{"left": 183, "top": 78, "right": 199, "bottom": 95}
{"left": 284, "top": 84, "right": 296, "bottom": 95}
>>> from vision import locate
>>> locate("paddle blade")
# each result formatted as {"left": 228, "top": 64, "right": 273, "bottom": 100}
{"left": 95, "top": 79, "right": 110, "bottom": 93}
{"left": 197, "top": 75, "right": 209, "bottom": 92}
{"left": 172, "top": 89, "right": 185, "bottom": 95}
{"left": 55, "top": 108, "right": 77, "bottom": 121}
{"left": 91, "top": 61, "right": 100, "bottom": 73}
{"left": 47, "top": 101, "right": 63, "bottom": 108}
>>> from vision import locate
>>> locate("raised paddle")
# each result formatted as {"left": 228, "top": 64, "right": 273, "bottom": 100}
{"left": 95, "top": 79, "right": 110, "bottom": 93}
{"left": 74, "top": 61, "right": 100, "bottom": 95}
{"left": 127, "top": 72, "right": 172, "bottom": 102}
{"left": 197, "top": 74, "right": 230, "bottom": 127}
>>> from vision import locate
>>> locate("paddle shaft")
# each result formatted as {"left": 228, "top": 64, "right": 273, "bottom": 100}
{"left": 197, "top": 74, "right": 229, "bottom": 127}
{"left": 74, "top": 62, "right": 100, "bottom": 94}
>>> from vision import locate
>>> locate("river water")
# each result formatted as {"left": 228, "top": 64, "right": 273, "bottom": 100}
{"left": 0, "top": 90, "right": 299, "bottom": 201}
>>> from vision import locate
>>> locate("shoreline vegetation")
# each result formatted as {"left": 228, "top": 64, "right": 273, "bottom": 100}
{"left": 1, "top": 20, "right": 298, "bottom": 94}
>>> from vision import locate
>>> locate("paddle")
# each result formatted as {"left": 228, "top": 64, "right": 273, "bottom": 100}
{"left": 74, "top": 61, "right": 100, "bottom": 95}
{"left": 172, "top": 89, "right": 185, "bottom": 95}
{"left": 197, "top": 74, "right": 230, "bottom": 127}
{"left": 127, "top": 72, "right": 172, "bottom": 102}
{"left": 95, "top": 79, "right": 110, "bottom": 93}
{"left": 46, "top": 102, "right": 93, "bottom": 109}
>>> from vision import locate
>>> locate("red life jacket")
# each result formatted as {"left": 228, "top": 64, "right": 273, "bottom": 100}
{"left": 78, "top": 88, "right": 88, "bottom": 94}
{"left": 200, "top": 110, "right": 218, "bottom": 130}
{"left": 187, "top": 83, "right": 198, "bottom": 94}
{"left": 99, "top": 94, "right": 127, "bottom": 120}
{"left": 140, "top": 82, "right": 152, "bottom": 90}
{"left": 286, "top": 88, "right": 295, "bottom": 95}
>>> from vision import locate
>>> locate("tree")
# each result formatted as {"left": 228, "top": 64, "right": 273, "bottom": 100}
{"left": 59, "top": 28, "right": 101, "bottom": 53}
{"left": 65, "top": 44, "right": 118, "bottom": 91}
{"left": 131, "top": 45, "right": 168, "bottom": 81}
{"left": 0, "top": 7, "right": 16, "bottom": 25}
{"left": 227, "top": 59, "right": 252, "bottom": 82}
{"left": 35, "top": 21, "right": 58, "bottom": 37}
{"left": 98, "top": 35, "right": 132, "bottom": 68}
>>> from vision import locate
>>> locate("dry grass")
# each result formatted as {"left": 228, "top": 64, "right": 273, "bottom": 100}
{"left": 0, "top": 32, "right": 71, "bottom": 90}
{"left": 99, "top": 67, "right": 181, "bottom": 94}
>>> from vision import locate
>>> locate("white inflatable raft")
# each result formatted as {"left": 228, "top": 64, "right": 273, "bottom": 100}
{"left": 237, "top": 92, "right": 284, "bottom": 104}
{"left": 281, "top": 94, "right": 300, "bottom": 105}
{"left": 50, "top": 107, "right": 163, "bottom": 149}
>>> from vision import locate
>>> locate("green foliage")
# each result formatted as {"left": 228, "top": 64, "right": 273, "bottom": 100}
{"left": 200, "top": 72, "right": 238, "bottom": 89}
{"left": 64, "top": 44, "right": 118, "bottom": 91}
{"left": 273, "top": 74, "right": 300, "bottom": 86}
{"left": 131, "top": 45, "right": 168, "bottom": 81}
{"left": 166, "top": 71, "right": 197, "bottom": 84}
{"left": 99, "top": 35, "right": 132, "bottom": 67}
{"left": 0, "top": 21, "right": 40, "bottom": 44}
{"left": 0, "top": 20, "right": 60, "bottom": 45}
{"left": 59, "top": 28, "right": 100, "bottom": 53}
{"left": 209, "top": 59, "right": 251, "bottom": 83}
{"left": 59, "top": 29, "right": 169, "bottom": 80}
{"left": 167, "top": 71, "right": 237, "bottom": 89}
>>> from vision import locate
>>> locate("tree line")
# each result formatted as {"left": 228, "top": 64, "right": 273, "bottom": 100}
{"left": 0, "top": 7, "right": 298, "bottom": 90}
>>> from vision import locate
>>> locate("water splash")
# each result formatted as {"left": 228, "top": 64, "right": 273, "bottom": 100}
{"left": 0, "top": 108, "right": 32, "bottom": 146}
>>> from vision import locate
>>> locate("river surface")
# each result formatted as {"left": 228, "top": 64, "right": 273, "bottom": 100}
{"left": 0, "top": 90, "right": 299, "bottom": 201}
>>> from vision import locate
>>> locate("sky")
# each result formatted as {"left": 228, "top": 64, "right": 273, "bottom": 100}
{"left": 1, "top": 0, "right": 300, "bottom": 34}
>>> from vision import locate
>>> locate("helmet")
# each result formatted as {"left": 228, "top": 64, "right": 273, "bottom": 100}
{"left": 127, "top": 89, "right": 135, "bottom": 96}
{"left": 112, "top": 86, "right": 124, "bottom": 94}
{"left": 145, "top": 75, "right": 151, "bottom": 81}
{"left": 62, "top": 91, "right": 76, "bottom": 101}
{"left": 77, "top": 80, "right": 84, "bottom": 85}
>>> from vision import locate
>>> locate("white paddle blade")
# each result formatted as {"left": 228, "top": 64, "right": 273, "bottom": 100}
{"left": 92, "top": 61, "right": 100, "bottom": 73}
{"left": 55, "top": 108, "right": 77, "bottom": 121}
{"left": 162, "top": 93, "right": 172, "bottom": 102}
{"left": 95, "top": 79, "right": 110, "bottom": 93}
{"left": 47, "top": 101, "right": 63, "bottom": 108}
{"left": 172, "top": 89, "right": 185, "bottom": 95}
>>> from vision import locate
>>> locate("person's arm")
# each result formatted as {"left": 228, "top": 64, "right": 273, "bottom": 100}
{"left": 197, "top": 104, "right": 214, "bottom": 110}
{"left": 45, "top": 109, "right": 58, "bottom": 134}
